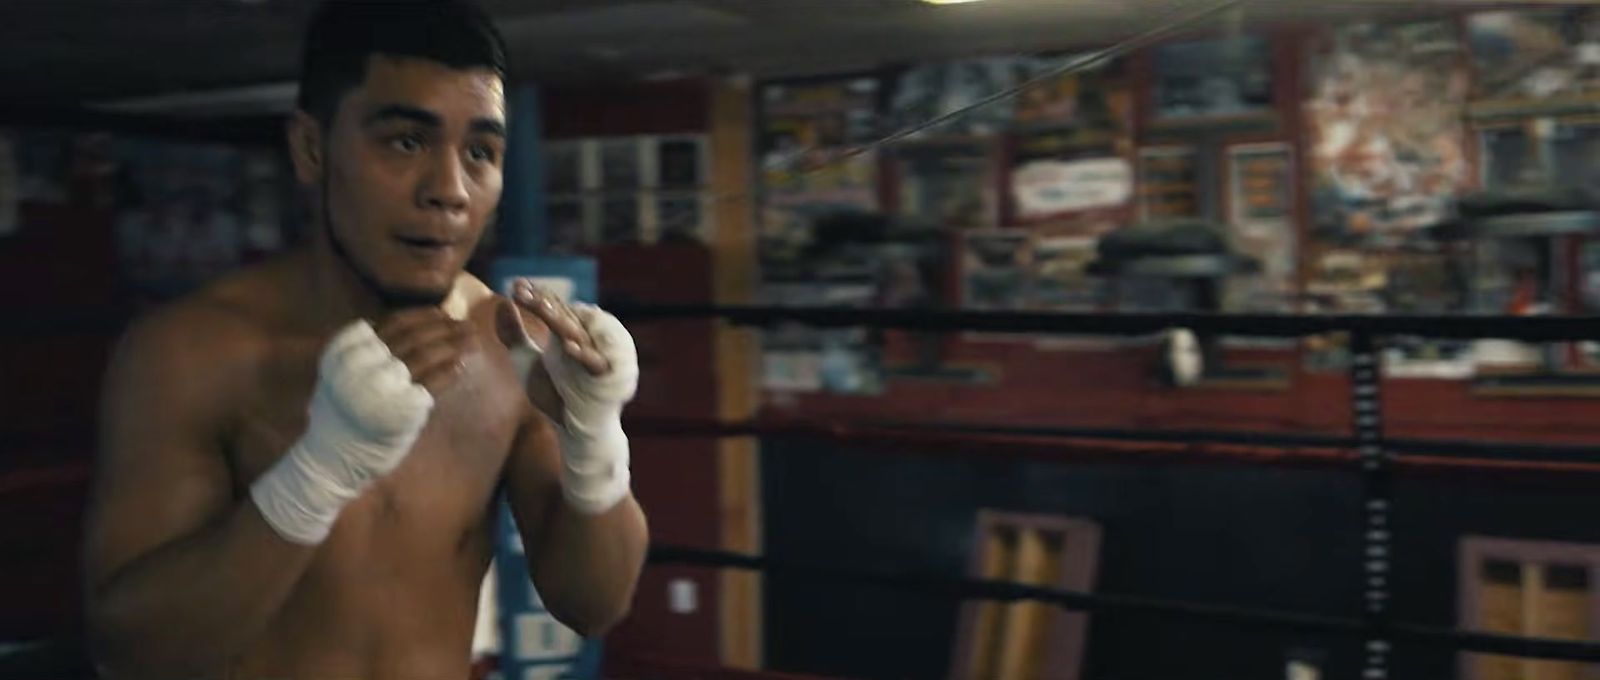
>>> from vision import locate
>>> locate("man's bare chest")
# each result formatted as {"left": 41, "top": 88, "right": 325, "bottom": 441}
{"left": 228, "top": 333, "right": 527, "bottom": 531}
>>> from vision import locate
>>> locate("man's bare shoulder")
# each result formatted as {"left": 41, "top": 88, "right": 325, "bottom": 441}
{"left": 445, "top": 272, "right": 497, "bottom": 321}
{"left": 110, "top": 260, "right": 298, "bottom": 390}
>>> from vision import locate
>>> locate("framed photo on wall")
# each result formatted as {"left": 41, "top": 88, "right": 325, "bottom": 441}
{"left": 655, "top": 193, "right": 708, "bottom": 244}
{"left": 543, "top": 142, "right": 583, "bottom": 194}
{"left": 1151, "top": 35, "right": 1274, "bottom": 124}
{"left": 653, "top": 136, "right": 705, "bottom": 191}
{"left": 1137, "top": 146, "right": 1200, "bottom": 221}
{"left": 599, "top": 138, "right": 641, "bottom": 190}
{"left": 1227, "top": 143, "right": 1293, "bottom": 227}
{"left": 1225, "top": 142, "right": 1297, "bottom": 314}
{"left": 1468, "top": 8, "right": 1600, "bottom": 102}
{"left": 894, "top": 142, "right": 999, "bottom": 230}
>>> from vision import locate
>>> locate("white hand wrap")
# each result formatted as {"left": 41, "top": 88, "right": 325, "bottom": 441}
{"left": 250, "top": 320, "right": 435, "bottom": 544}
{"left": 510, "top": 304, "right": 639, "bottom": 515}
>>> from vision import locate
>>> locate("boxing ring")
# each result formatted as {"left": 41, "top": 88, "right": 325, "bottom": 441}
{"left": 0, "top": 0, "right": 1593, "bottom": 677}
{"left": 607, "top": 305, "right": 1600, "bottom": 679}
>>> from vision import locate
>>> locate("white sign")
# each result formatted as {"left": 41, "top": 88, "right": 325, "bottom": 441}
{"left": 1012, "top": 157, "right": 1131, "bottom": 218}
{"left": 513, "top": 612, "right": 583, "bottom": 660}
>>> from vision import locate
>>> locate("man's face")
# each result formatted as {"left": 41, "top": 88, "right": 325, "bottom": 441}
{"left": 320, "top": 55, "right": 506, "bottom": 305}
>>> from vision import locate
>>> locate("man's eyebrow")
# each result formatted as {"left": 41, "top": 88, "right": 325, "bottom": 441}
{"left": 362, "top": 104, "right": 441, "bottom": 128}
{"left": 470, "top": 118, "right": 507, "bottom": 138}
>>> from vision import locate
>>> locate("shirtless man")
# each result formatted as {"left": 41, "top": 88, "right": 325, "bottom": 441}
{"left": 80, "top": 2, "right": 649, "bottom": 678}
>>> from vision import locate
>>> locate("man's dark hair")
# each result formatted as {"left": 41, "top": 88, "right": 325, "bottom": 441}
{"left": 296, "top": 0, "right": 508, "bottom": 126}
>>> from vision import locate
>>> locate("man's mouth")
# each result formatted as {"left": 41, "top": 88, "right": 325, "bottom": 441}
{"left": 395, "top": 235, "right": 456, "bottom": 260}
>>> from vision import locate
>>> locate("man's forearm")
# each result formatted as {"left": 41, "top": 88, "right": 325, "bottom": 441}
{"left": 526, "top": 493, "right": 649, "bottom": 637}
{"left": 87, "top": 503, "right": 316, "bottom": 678}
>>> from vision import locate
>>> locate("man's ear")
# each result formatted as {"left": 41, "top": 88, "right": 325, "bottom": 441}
{"left": 286, "top": 110, "right": 324, "bottom": 185}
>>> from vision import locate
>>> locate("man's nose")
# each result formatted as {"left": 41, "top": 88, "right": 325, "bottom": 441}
{"left": 420, "top": 148, "right": 470, "bottom": 213}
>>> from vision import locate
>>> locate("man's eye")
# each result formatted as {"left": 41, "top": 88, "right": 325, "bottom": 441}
{"left": 389, "top": 135, "right": 424, "bottom": 154}
{"left": 468, "top": 144, "right": 498, "bottom": 164}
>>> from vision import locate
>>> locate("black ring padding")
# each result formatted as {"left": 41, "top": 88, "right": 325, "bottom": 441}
{"left": 633, "top": 417, "right": 1351, "bottom": 449}
{"left": 649, "top": 545, "right": 1600, "bottom": 662}
{"left": 842, "top": 420, "right": 1353, "bottom": 450}
{"left": 606, "top": 303, "right": 1600, "bottom": 342}
{"left": 891, "top": 422, "right": 1600, "bottom": 465}
{"left": 1, "top": 310, "right": 132, "bottom": 337}
{"left": 628, "top": 417, "right": 1600, "bottom": 467}
{"left": 1387, "top": 436, "right": 1600, "bottom": 464}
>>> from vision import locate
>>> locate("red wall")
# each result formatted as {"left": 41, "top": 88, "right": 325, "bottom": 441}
{"left": 769, "top": 335, "right": 1600, "bottom": 449}
{"left": 542, "top": 80, "right": 710, "bottom": 141}
{"left": 0, "top": 202, "right": 121, "bottom": 643}
{"left": 537, "top": 78, "right": 726, "bottom": 668}
{"left": 598, "top": 245, "right": 724, "bottom": 668}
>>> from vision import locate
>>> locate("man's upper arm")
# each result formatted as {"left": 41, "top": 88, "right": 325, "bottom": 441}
{"left": 82, "top": 307, "right": 241, "bottom": 593}
{"left": 501, "top": 408, "right": 562, "bottom": 536}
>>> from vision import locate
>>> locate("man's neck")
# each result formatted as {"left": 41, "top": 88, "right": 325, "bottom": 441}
{"left": 297, "top": 231, "right": 393, "bottom": 331}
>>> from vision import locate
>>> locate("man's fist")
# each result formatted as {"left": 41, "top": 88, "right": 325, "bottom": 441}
{"left": 496, "top": 279, "right": 638, "bottom": 515}
{"left": 252, "top": 318, "right": 443, "bottom": 545}
{"left": 373, "top": 308, "right": 476, "bottom": 398}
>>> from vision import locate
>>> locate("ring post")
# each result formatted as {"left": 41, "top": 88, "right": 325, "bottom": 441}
{"left": 487, "top": 82, "right": 606, "bottom": 680}
{"left": 1351, "top": 331, "right": 1392, "bottom": 679}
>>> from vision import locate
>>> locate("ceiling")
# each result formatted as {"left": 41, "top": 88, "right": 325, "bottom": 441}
{"left": 0, "top": 0, "right": 1506, "bottom": 115}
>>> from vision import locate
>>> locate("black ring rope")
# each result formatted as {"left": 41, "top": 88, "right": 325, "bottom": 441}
{"left": 11, "top": 306, "right": 1600, "bottom": 342}
{"left": 628, "top": 417, "right": 1600, "bottom": 468}
{"left": 608, "top": 304, "right": 1600, "bottom": 342}
{"left": 648, "top": 545, "right": 1600, "bottom": 663}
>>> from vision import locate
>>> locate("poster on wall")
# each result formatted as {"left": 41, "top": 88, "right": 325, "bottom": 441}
{"left": 1027, "top": 233, "right": 1106, "bottom": 312}
{"left": 656, "top": 137, "right": 704, "bottom": 190}
{"left": 546, "top": 200, "right": 587, "bottom": 254}
{"left": 114, "top": 141, "right": 249, "bottom": 297}
{"left": 1152, "top": 35, "right": 1274, "bottom": 122}
{"left": 1011, "top": 155, "right": 1132, "bottom": 221}
{"left": 656, "top": 194, "right": 706, "bottom": 244}
{"left": 1226, "top": 143, "right": 1297, "bottom": 312}
{"left": 1138, "top": 146, "right": 1200, "bottom": 220}
{"left": 758, "top": 76, "right": 883, "bottom": 277}
{"left": 763, "top": 154, "right": 878, "bottom": 213}
{"left": 544, "top": 142, "right": 582, "bottom": 194}
{"left": 1469, "top": 8, "right": 1600, "bottom": 102}
{"left": 240, "top": 150, "right": 288, "bottom": 258}
{"left": 757, "top": 76, "right": 887, "bottom": 396}
{"left": 760, "top": 76, "right": 881, "bottom": 182}
{"left": 1229, "top": 144, "right": 1293, "bottom": 226}
{"left": 1013, "top": 53, "right": 1132, "bottom": 141}
{"left": 896, "top": 145, "right": 997, "bottom": 230}
{"left": 1307, "top": 20, "right": 1470, "bottom": 243}
{"left": 758, "top": 277, "right": 883, "bottom": 395}
{"left": 1030, "top": 230, "right": 1117, "bottom": 350}
{"left": 600, "top": 139, "right": 641, "bottom": 190}
{"left": 887, "top": 58, "right": 1031, "bottom": 139}
{"left": 961, "top": 229, "right": 1031, "bottom": 311}
{"left": 600, "top": 197, "right": 640, "bottom": 244}
{"left": 1549, "top": 122, "right": 1600, "bottom": 194}
{"left": 758, "top": 154, "right": 880, "bottom": 285}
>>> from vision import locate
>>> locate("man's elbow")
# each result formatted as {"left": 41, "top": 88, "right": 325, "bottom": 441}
{"left": 549, "top": 596, "right": 634, "bottom": 639}
{"left": 85, "top": 619, "right": 156, "bottom": 680}
{"left": 85, "top": 600, "right": 219, "bottom": 680}
{"left": 85, "top": 598, "right": 147, "bottom": 678}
